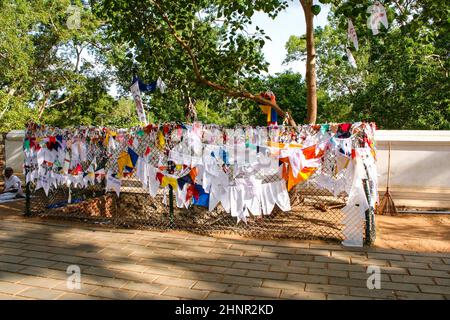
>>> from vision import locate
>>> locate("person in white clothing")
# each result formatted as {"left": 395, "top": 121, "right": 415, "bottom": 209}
{"left": 0, "top": 167, "right": 24, "bottom": 200}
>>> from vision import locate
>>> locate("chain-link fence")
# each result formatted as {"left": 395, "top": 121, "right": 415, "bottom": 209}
{"left": 25, "top": 124, "right": 376, "bottom": 244}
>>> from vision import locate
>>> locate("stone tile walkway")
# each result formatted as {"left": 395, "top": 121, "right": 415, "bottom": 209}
{"left": 0, "top": 217, "right": 449, "bottom": 300}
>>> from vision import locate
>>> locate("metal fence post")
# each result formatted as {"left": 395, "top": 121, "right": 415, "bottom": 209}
{"left": 169, "top": 185, "right": 174, "bottom": 228}
{"left": 362, "top": 163, "right": 376, "bottom": 245}
{"left": 24, "top": 181, "right": 31, "bottom": 217}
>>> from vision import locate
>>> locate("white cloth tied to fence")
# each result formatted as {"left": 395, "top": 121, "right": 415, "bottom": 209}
{"left": 23, "top": 122, "right": 378, "bottom": 247}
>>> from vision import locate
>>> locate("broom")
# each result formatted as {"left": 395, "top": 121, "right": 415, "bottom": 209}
{"left": 378, "top": 142, "right": 398, "bottom": 215}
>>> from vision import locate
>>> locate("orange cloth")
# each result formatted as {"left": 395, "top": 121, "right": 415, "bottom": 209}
{"left": 280, "top": 144, "right": 325, "bottom": 191}
{"left": 189, "top": 167, "right": 198, "bottom": 182}
{"left": 259, "top": 105, "right": 272, "bottom": 123}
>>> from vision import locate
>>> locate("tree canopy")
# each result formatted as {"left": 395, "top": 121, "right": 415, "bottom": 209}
{"left": 285, "top": 0, "right": 450, "bottom": 129}
{"left": 0, "top": 0, "right": 448, "bottom": 131}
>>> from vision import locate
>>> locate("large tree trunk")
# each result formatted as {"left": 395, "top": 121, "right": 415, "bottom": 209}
{"left": 300, "top": 0, "right": 318, "bottom": 124}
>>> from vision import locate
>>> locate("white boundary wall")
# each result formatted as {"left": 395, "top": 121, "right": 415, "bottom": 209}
{"left": 5, "top": 130, "right": 24, "bottom": 175}
{"left": 5, "top": 129, "right": 450, "bottom": 209}
{"left": 375, "top": 130, "right": 450, "bottom": 209}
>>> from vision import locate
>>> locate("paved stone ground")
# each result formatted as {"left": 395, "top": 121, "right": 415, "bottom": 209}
{"left": 0, "top": 216, "right": 449, "bottom": 300}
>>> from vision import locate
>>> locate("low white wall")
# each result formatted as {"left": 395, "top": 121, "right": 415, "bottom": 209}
{"left": 5, "top": 130, "right": 25, "bottom": 175}
{"left": 5, "top": 129, "right": 450, "bottom": 209}
{"left": 375, "top": 130, "right": 450, "bottom": 209}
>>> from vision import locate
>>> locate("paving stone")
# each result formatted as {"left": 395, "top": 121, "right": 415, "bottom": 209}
{"left": 230, "top": 244, "right": 263, "bottom": 252}
{"left": 309, "top": 268, "right": 348, "bottom": 278}
{"left": 0, "top": 247, "right": 27, "bottom": 256}
{"left": 262, "top": 246, "right": 297, "bottom": 255}
{"left": 419, "top": 284, "right": 450, "bottom": 295}
{"left": 133, "top": 293, "right": 179, "bottom": 300}
{"left": 143, "top": 266, "right": 186, "bottom": 278}
{"left": 107, "top": 263, "right": 148, "bottom": 273}
{"left": 351, "top": 257, "right": 390, "bottom": 267}
{"left": 168, "top": 262, "right": 212, "bottom": 273}
{"left": 328, "top": 263, "right": 367, "bottom": 272}
{"left": 327, "top": 294, "right": 371, "bottom": 300}
{"left": 379, "top": 266, "right": 409, "bottom": 275}
{"left": 247, "top": 257, "right": 290, "bottom": 267}
{"left": 17, "top": 287, "right": 65, "bottom": 300}
{"left": 242, "top": 251, "right": 278, "bottom": 259}
{"left": 313, "top": 243, "right": 349, "bottom": 251}
{"left": 280, "top": 289, "right": 326, "bottom": 300}
{"left": 19, "top": 276, "right": 64, "bottom": 289}
{"left": 235, "top": 285, "right": 280, "bottom": 298}
{"left": 246, "top": 270, "right": 287, "bottom": 281}
{"left": 116, "top": 271, "right": 158, "bottom": 283}
{"left": 287, "top": 274, "right": 327, "bottom": 284}
{"left": 20, "top": 258, "right": 57, "bottom": 268}
{"left": 52, "top": 282, "right": 99, "bottom": 295}
{"left": 63, "top": 292, "right": 104, "bottom": 300}
{"left": 314, "top": 256, "right": 350, "bottom": 264}
{"left": 395, "top": 291, "right": 445, "bottom": 300}
{"left": 329, "top": 277, "right": 366, "bottom": 288}
{"left": 435, "top": 278, "right": 450, "bottom": 286}
{"left": 408, "top": 268, "right": 449, "bottom": 278}
{"left": 193, "top": 281, "right": 237, "bottom": 293}
{"left": 0, "top": 281, "right": 29, "bottom": 295}
{"left": 244, "top": 239, "right": 280, "bottom": 247}
{"left": 389, "top": 261, "right": 430, "bottom": 270}
{"left": 162, "top": 287, "right": 209, "bottom": 300}
{"left": 331, "top": 251, "right": 367, "bottom": 259}
{"left": 0, "top": 271, "right": 28, "bottom": 283}
{"left": 390, "top": 275, "right": 435, "bottom": 285}
{"left": 153, "top": 276, "right": 196, "bottom": 288}
{"left": 206, "top": 292, "right": 254, "bottom": 300}
{"left": 289, "top": 261, "right": 327, "bottom": 269}
{"left": 0, "top": 292, "right": 27, "bottom": 300}
{"left": 300, "top": 249, "right": 331, "bottom": 257}
{"left": 366, "top": 253, "right": 404, "bottom": 261}
{"left": 278, "top": 254, "right": 314, "bottom": 262}
{"left": 262, "top": 279, "right": 305, "bottom": 291}
{"left": 89, "top": 287, "right": 137, "bottom": 300}
{"left": 305, "top": 283, "right": 349, "bottom": 295}
{"left": 381, "top": 280, "right": 421, "bottom": 293}
{"left": 403, "top": 255, "right": 444, "bottom": 264}
{"left": 429, "top": 263, "right": 450, "bottom": 272}
{"left": 50, "top": 255, "right": 84, "bottom": 264}
{"left": 83, "top": 266, "right": 119, "bottom": 278}
{"left": 0, "top": 242, "right": 28, "bottom": 249}
{"left": 178, "top": 271, "right": 223, "bottom": 283}
{"left": 221, "top": 275, "right": 263, "bottom": 287}
{"left": 269, "top": 265, "right": 308, "bottom": 274}
{"left": 232, "top": 262, "right": 270, "bottom": 271}
{"left": 210, "top": 248, "right": 243, "bottom": 256}
{"left": 194, "top": 259, "right": 233, "bottom": 268}
{"left": 347, "top": 271, "right": 392, "bottom": 283}
{"left": 0, "top": 255, "right": 27, "bottom": 264}
{"left": 0, "top": 262, "right": 26, "bottom": 273}
{"left": 122, "top": 281, "right": 167, "bottom": 294}
{"left": 208, "top": 266, "right": 247, "bottom": 277}
{"left": 81, "top": 275, "right": 127, "bottom": 289}
{"left": 349, "top": 287, "right": 396, "bottom": 299}
{"left": 20, "top": 251, "right": 56, "bottom": 260}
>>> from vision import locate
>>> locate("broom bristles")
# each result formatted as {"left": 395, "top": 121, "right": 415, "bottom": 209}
{"left": 378, "top": 189, "right": 398, "bottom": 216}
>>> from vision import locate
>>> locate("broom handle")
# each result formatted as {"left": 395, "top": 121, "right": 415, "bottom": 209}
{"left": 387, "top": 142, "right": 391, "bottom": 190}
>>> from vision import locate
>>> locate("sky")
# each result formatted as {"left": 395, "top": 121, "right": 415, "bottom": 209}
{"left": 250, "top": 2, "right": 330, "bottom": 76}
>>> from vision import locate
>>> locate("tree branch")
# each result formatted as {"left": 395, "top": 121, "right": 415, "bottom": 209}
{"left": 151, "top": 0, "right": 297, "bottom": 126}
{"left": 38, "top": 95, "right": 71, "bottom": 119}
